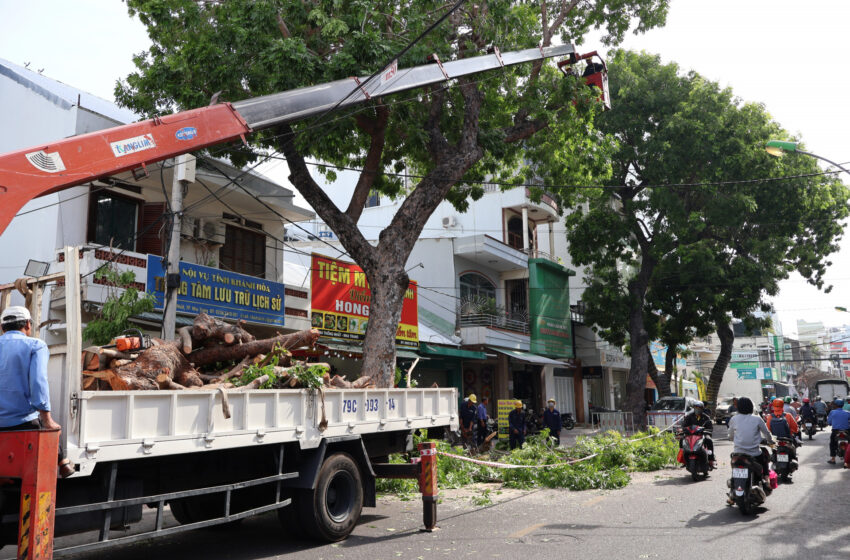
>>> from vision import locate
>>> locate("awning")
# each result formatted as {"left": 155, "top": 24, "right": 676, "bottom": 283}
{"left": 418, "top": 323, "right": 459, "bottom": 346}
{"left": 419, "top": 343, "right": 487, "bottom": 360}
{"left": 397, "top": 349, "right": 423, "bottom": 360}
{"left": 130, "top": 311, "right": 194, "bottom": 328}
{"left": 487, "top": 347, "right": 568, "bottom": 366}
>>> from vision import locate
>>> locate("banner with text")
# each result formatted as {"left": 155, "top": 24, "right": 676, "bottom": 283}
{"left": 146, "top": 256, "right": 285, "bottom": 326}
{"left": 310, "top": 254, "right": 418, "bottom": 348}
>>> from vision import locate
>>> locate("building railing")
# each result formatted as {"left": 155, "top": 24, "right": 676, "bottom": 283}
{"left": 590, "top": 411, "right": 637, "bottom": 435}
{"left": 459, "top": 312, "right": 529, "bottom": 334}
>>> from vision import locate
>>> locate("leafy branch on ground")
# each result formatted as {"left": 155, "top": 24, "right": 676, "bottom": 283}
{"left": 376, "top": 428, "right": 678, "bottom": 497}
{"left": 82, "top": 266, "right": 155, "bottom": 345}
{"left": 233, "top": 345, "right": 327, "bottom": 389}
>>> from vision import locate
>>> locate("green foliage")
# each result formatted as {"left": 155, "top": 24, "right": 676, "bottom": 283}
{"left": 233, "top": 347, "right": 327, "bottom": 389}
{"left": 82, "top": 266, "right": 155, "bottom": 345}
{"left": 376, "top": 428, "right": 677, "bottom": 497}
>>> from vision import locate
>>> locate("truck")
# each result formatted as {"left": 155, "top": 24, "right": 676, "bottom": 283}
{"left": 0, "top": 43, "right": 602, "bottom": 556}
{"left": 814, "top": 379, "right": 850, "bottom": 403}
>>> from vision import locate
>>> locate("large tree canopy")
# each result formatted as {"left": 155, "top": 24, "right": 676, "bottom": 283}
{"left": 566, "top": 50, "right": 850, "bottom": 421}
{"left": 117, "top": 1, "right": 668, "bottom": 386}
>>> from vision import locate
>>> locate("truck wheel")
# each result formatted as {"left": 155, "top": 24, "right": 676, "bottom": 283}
{"left": 297, "top": 452, "right": 363, "bottom": 542}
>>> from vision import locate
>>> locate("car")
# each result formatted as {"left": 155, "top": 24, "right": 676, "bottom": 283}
{"left": 714, "top": 397, "right": 737, "bottom": 425}
{"left": 649, "top": 396, "right": 701, "bottom": 415}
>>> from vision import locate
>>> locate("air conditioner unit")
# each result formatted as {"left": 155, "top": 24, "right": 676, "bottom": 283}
{"left": 441, "top": 216, "right": 457, "bottom": 228}
{"left": 180, "top": 215, "right": 197, "bottom": 238}
{"left": 198, "top": 218, "right": 226, "bottom": 245}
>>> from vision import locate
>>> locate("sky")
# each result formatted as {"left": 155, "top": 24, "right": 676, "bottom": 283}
{"left": 2, "top": 0, "right": 849, "bottom": 337}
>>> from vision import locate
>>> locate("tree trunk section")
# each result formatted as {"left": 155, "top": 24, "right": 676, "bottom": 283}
{"left": 624, "top": 255, "right": 656, "bottom": 428}
{"left": 704, "top": 318, "right": 734, "bottom": 414}
{"left": 187, "top": 329, "right": 318, "bottom": 367}
{"left": 111, "top": 342, "right": 199, "bottom": 391}
{"left": 360, "top": 262, "right": 409, "bottom": 388}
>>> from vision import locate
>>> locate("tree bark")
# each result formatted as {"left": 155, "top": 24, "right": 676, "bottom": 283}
{"left": 191, "top": 312, "right": 255, "bottom": 347}
{"left": 624, "top": 245, "right": 657, "bottom": 428}
{"left": 646, "top": 345, "right": 672, "bottom": 398}
{"left": 704, "top": 317, "right": 734, "bottom": 414}
{"left": 187, "top": 329, "right": 319, "bottom": 367}
{"left": 111, "top": 342, "right": 201, "bottom": 391}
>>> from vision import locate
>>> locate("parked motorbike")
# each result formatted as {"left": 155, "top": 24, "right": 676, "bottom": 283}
{"left": 771, "top": 437, "right": 799, "bottom": 482}
{"left": 816, "top": 413, "right": 828, "bottom": 430}
{"left": 523, "top": 408, "right": 543, "bottom": 435}
{"left": 561, "top": 412, "right": 575, "bottom": 430}
{"left": 802, "top": 418, "right": 817, "bottom": 440}
{"left": 679, "top": 426, "right": 712, "bottom": 481}
{"left": 728, "top": 446, "right": 772, "bottom": 515}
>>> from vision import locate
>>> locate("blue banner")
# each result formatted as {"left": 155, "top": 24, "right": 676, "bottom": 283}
{"left": 146, "top": 256, "right": 285, "bottom": 326}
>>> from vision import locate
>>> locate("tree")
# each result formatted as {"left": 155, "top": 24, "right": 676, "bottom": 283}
{"left": 566, "top": 50, "right": 850, "bottom": 423}
{"left": 116, "top": 1, "right": 669, "bottom": 386}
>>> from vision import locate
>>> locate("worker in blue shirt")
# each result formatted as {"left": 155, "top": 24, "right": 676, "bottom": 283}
{"left": 476, "top": 396, "right": 490, "bottom": 446}
{"left": 459, "top": 394, "right": 478, "bottom": 446}
{"left": 826, "top": 399, "right": 850, "bottom": 464}
{"left": 508, "top": 400, "right": 526, "bottom": 450}
{"left": 0, "top": 306, "right": 73, "bottom": 477}
{"left": 542, "top": 398, "right": 562, "bottom": 446}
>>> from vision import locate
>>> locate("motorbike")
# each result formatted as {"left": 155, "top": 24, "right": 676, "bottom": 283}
{"left": 728, "top": 445, "right": 772, "bottom": 515}
{"left": 561, "top": 412, "right": 575, "bottom": 430}
{"left": 816, "top": 412, "right": 828, "bottom": 430}
{"left": 678, "top": 426, "right": 712, "bottom": 481}
{"left": 771, "top": 436, "right": 799, "bottom": 482}
{"left": 837, "top": 429, "right": 849, "bottom": 458}
{"left": 802, "top": 417, "right": 817, "bottom": 440}
{"left": 523, "top": 408, "right": 543, "bottom": 435}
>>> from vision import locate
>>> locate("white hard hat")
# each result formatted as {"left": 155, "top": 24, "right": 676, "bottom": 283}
{"left": 1, "top": 306, "right": 31, "bottom": 325}
{"left": 693, "top": 400, "right": 704, "bottom": 408}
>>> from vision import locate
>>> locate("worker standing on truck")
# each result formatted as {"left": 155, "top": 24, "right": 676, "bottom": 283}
{"left": 0, "top": 306, "right": 74, "bottom": 477}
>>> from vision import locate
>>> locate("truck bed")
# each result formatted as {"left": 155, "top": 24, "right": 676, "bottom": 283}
{"left": 68, "top": 387, "right": 457, "bottom": 476}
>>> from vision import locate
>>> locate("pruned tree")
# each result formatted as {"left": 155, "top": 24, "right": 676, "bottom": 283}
{"left": 117, "top": 1, "right": 668, "bottom": 386}
{"left": 566, "top": 50, "right": 850, "bottom": 424}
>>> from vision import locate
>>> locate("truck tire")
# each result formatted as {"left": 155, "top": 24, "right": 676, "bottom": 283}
{"left": 297, "top": 452, "right": 363, "bottom": 542}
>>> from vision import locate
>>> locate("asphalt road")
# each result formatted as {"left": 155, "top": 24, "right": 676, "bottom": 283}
{"left": 17, "top": 425, "right": 850, "bottom": 560}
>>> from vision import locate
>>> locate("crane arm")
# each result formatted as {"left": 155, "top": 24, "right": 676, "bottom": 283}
{"left": 0, "top": 44, "right": 574, "bottom": 235}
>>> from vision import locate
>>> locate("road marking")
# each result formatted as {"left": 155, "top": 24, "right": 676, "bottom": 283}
{"left": 508, "top": 523, "right": 544, "bottom": 538}
{"left": 582, "top": 495, "right": 606, "bottom": 507}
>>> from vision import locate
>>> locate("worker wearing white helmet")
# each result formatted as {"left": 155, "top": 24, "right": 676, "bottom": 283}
{"left": 0, "top": 306, "right": 74, "bottom": 477}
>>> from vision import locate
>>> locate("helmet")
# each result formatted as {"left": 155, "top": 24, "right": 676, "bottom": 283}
{"left": 468, "top": 394, "right": 477, "bottom": 404}
{"left": 772, "top": 398, "right": 785, "bottom": 410}
{"left": 836, "top": 399, "right": 845, "bottom": 408}
{"left": 803, "top": 398, "right": 810, "bottom": 404}
{"left": 514, "top": 400, "right": 523, "bottom": 409}
{"left": 792, "top": 396, "right": 799, "bottom": 401}
{"left": 547, "top": 397, "right": 556, "bottom": 404}
{"left": 1, "top": 306, "right": 30, "bottom": 325}
{"left": 784, "top": 396, "right": 792, "bottom": 403}
{"left": 844, "top": 403, "right": 850, "bottom": 412}
{"left": 693, "top": 400, "right": 704, "bottom": 409}
{"left": 816, "top": 396, "right": 822, "bottom": 401}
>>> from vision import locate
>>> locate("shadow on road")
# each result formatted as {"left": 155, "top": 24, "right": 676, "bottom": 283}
{"left": 686, "top": 504, "right": 768, "bottom": 529}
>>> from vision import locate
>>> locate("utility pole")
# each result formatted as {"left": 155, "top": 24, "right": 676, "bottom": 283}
{"left": 162, "top": 154, "right": 195, "bottom": 340}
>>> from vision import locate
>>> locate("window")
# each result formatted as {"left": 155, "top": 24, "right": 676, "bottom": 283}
{"left": 365, "top": 190, "right": 381, "bottom": 208}
{"left": 88, "top": 191, "right": 140, "bottom": 250}
{"left": 505, "top": 278, "right": 528, "bottom": 321}
{"left": 506, "top": 215, "right": 534, "bottom": 251}
{"left": 460, "top": 272, "right": 496, "bottom": 303}
{"left": 220, "top": 225, "right": 266, "bottom": 278}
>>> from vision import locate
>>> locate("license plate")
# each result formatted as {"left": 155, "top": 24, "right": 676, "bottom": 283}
{"left": 806, "top": 423, "right": 812, "bottom": 428}
{"left": 732, "top": 468, "right": 748, "bottom": 477}
{"left": 777, "top": 454, "right": 789, "bottom": 462}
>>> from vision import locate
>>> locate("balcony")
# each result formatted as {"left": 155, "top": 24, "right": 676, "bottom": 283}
{"left": 459, "top": 312, "right": 529, "bottom": 335}
{"left": 453, "top": 234, "right": 528, "bottom": 272}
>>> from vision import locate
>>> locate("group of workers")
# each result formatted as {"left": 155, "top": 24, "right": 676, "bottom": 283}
{"left": 460, "top": 395, "right": 563, "bottom": 450}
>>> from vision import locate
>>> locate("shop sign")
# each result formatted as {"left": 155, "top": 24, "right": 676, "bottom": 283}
{"left": 497, "top": 399, "right": 515, "bottom": 440}
{"left": 146, "top": 256, "right": 285, "bottom": 326}
{"left": 310, "top": 254, "right": 418, "bottom": 348}
{"left": 730, "top": 350, "right": 759, "bottom": 370}
{"left": 601, "top": 348, "right": 630, "bottom": 369}
{"left": 528, "top": 259, "right": 572, "bottom": 358}
{"left": 736, "top": 368, "right": 757, "bottom": 380}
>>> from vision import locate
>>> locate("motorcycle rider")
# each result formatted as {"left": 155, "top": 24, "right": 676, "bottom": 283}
{"left": 813, "top": 396, "right": 828, "bottom": 425}
{"left": 799, "top": 398, "right": 817, "bottom": 428}
{"left": 678, "top": 400, "right": 715, "bottom": 468}
{"left": 826, "top": 398, "right": 850, "bottom": 464}
{"left": 783, "top": 396, "right": 798, "bottom": 420}
{"left": 727, "top": 397, "right": 774, "bottom": 491}
{"left": 790, "top": 396, "right": 802, "bottom": 415}
{"left": 766, "top": 398, "right": 800, "bottom": 459}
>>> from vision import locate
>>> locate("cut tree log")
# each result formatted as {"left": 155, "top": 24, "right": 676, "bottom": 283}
{"left": 191, "top": 313, "right": 255, "bottom": 346}
{"left": 155, "top": 374, "right": 185, "bottom": 390}
{"left": 177, "top": 326, "right": 194, "bottom": 354}
{"left": 110, "top": 342, "right": 202, "bottom": 391}
{"left": 233, "top": 374, "right": 269, "bottom": 391}
{"left": 352, "top": 376, "right": 376, "bottom": 389}
{"left": 187, "top": 329, "right": 319, "bottom": 367}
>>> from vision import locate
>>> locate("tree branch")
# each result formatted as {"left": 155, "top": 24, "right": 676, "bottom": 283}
{"left": 345, "top": 104, "right": 390, "bottom": 222}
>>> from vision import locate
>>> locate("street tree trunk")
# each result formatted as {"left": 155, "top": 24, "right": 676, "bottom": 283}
{"left": 704, "top": 317, "right": 734, "bottom": 414}
{"left": 624, "top": 252, "right": 657, "bottom": 428}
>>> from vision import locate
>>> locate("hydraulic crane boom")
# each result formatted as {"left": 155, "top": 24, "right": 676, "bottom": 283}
{"left": 0, "top": 44, "right": 573, "bottom": 235}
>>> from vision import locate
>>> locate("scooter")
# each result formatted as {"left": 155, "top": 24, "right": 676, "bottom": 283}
{"left": 771, "top": 437, "right": 799, "bottom": 482}
{"left": 728, "top": 445, "right": 772, "bottom": 515}
{"left": 816, "top": 412, "right": 828, "bottom": 430}
{"left": 679, "top": 426, "right": 712, "bottom": 482}
{"left": 802, "top": 418, "right": 817, "bottom": 440}
{"left": 837, "top": 429, "right": 849, "bottom": 458}
{"left": 560, "top": 412, "right": 575, "bottom": 430}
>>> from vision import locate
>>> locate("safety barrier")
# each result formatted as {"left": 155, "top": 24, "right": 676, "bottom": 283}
{"left": 591, "top": 411, "right": 636, "bottom": 435}
{"left": 646, "top": 412, "right": 685, "bottom": 429}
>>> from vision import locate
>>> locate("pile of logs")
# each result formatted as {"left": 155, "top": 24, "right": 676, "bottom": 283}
{"left": 81, "top": 313, "right": 375, "bottom": 391}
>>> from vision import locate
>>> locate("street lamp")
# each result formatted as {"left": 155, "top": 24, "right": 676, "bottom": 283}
{"left": 765, "top": 140, "right": 850, "bottom": 177}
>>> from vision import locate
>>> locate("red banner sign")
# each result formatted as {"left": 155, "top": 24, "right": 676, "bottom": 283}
{"left": 310, "top": 254, "right": 418, "bottom": 348}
